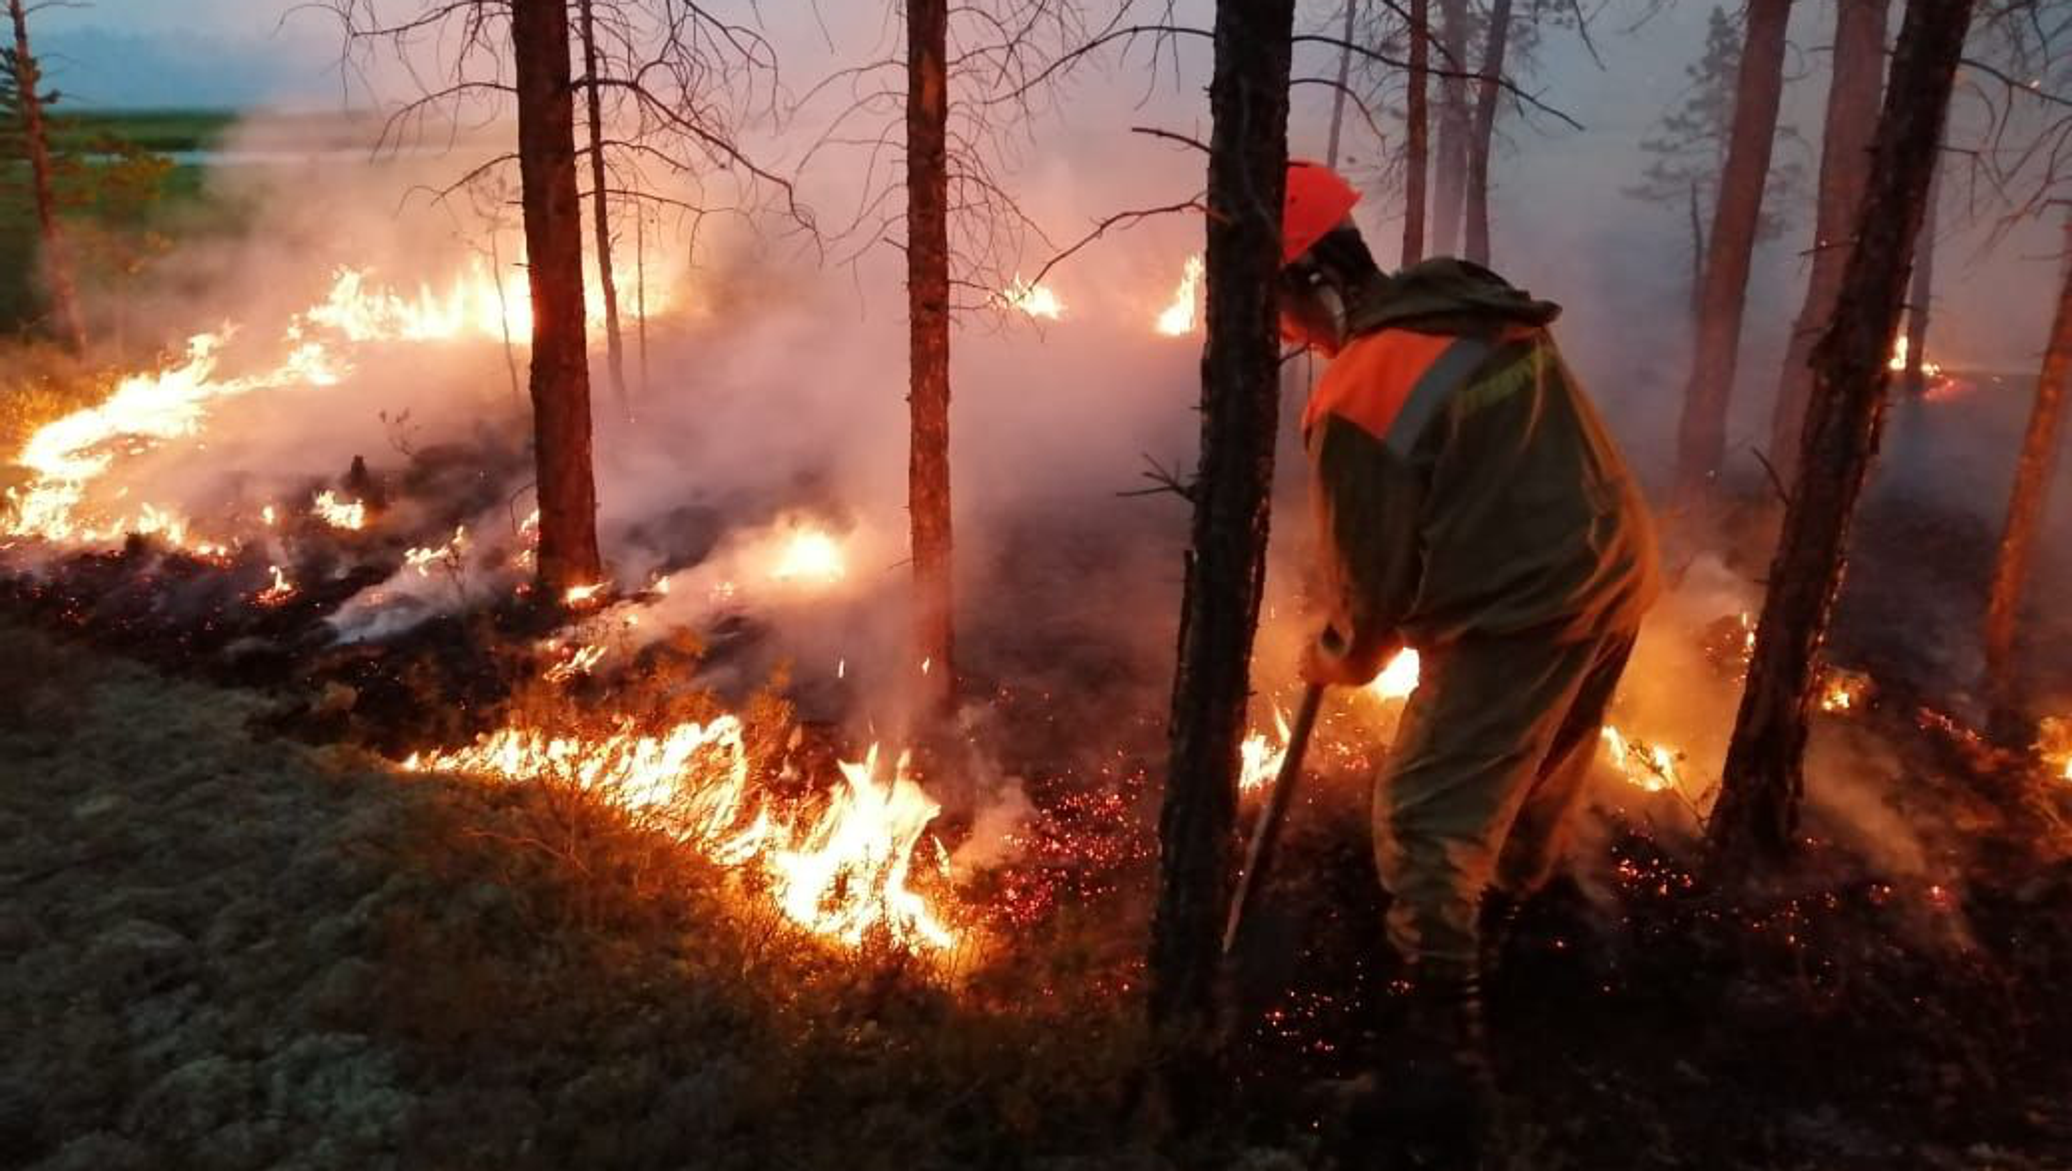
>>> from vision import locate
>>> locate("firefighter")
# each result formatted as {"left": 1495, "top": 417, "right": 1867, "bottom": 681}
{"left": 1280, "top": 160, "right": 1661, "bottom": 1153}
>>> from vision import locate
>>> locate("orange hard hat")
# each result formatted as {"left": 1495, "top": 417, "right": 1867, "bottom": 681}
{"left": 1283, "top": 160, "right": 1362, "bottom": 265}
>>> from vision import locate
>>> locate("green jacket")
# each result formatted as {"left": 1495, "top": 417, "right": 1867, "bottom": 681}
{"left": 1305, "top": 259, "right": 1660, "bottom": 678}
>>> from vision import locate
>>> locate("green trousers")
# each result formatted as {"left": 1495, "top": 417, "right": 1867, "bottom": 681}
{"left": 1374, "top": 626, "right": 1637, "bottom": 975}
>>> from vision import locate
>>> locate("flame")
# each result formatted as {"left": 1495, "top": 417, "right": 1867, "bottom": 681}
{"left": 1004, "top": 277, "right": 1065, "bottom": 320}
{"left": 1887, "top": 334, "right": 1943, "bottom": 378}
{"left": 1600, "top": 725, "right": 1683, "bottom": 794}
{"left": 1156, "top": 254, "right": 1205, "bottom": 337}
{"left": 404, "top": 526, "right": 468, "bottom": 577}
{"left": 770, "top": 526, "right": 847, "bottom": 584}
{"left": 1818, "top": 668, "right": 1871, "bottom": 713}
{"left": 1368, "top": 647, "right": 1422, "bottom": 702}
{"left": 542, "top": 642, "right": 607, "bottom": 684}
{"left": 256, "top": 565, "right": 296, "bottom": 606}
{"left": 403, "top": 717, "right": 958, "bottom": 951}
{"left": 1239, "top": 706, "right": 1293, "bottom": 794}
{"left": 2038, "top": 718, "right": 2072, "bottom": 783}
{"left": 564, "top": 581, "right": 608, "bottom": 606}
{"left": 3, "top": 263, "right": 665, "bottom": 555}
{"left": 311, "top": 490, "right": 367, "bottom": 531}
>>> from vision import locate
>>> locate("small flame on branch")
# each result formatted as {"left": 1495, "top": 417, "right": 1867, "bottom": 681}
{"left": 542, "top": 642, "right": 607, "bottom": 684}
{"left": 1004, "top": 277, "right": 1065, "bottom": 320}
{"left": 1600, "top": 725, "right": 1683, "bottom": 794}
{"left": 564, "top": 581, "right": 608, "bottom": 607}
{"left": 311, "top": 490, "right": 366, "bottom": 531}
{"left": 1156, "top": 254, "right": 1205, "bottom": 337}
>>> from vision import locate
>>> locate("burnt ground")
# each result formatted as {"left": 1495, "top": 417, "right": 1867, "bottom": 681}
{"left": 5, "top": 423, "right": 2072, "bottom": 1168}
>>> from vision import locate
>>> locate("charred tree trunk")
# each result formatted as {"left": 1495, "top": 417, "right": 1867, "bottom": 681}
{"left": 1462, "top": 0, "right": 1512, "bottom": 265}
{"left": 1148, "top": 0, "right": 1296, "bottom": 1121}
{"left": 1430, "top": 0, "right": 1471, "bottom": 255}
{"left": 1672, "top": 0, "right": 1793, "bottom": 508}
{"left": 1324, "top": 0, "right": 1358, "bottom": 169}
{"left": 577, "top": 0, "right": 629, "bottom": 418}
{"left": 7, "top": 0, "right": 83, "bottom": 353}
{"left": 1770, "top": 0, "right": 1888, "bottom": 479}
{"left": 512, "top": 0, "right": 604, "bottom": 595}
{"left": 1402, "top": 0, "right": 1430, "bottom": 266}
{"left": 1709, "top": 0, "right": 1972, "bottom": 865}
{"left": 1902, "top": 157, "right": 1940, "bottom": 395}
{"left": 908, "top": 0, "right": 955, "bottom": 713}
{"left": 1981, "top": 229, "right": 2072, "bottom": 706}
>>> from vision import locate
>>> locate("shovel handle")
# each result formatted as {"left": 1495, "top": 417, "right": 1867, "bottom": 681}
{"left": 1222, "top": 683, "right": 1325, "bottom": 957}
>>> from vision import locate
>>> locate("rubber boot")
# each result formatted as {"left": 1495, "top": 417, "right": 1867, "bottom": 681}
{"left": 1368, "top": 970, "right": 1494, "bottom": 1170}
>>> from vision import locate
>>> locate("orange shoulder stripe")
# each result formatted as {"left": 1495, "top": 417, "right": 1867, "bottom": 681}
{"left": 1301, "top": 329, "right": 1457, "bottom": 441}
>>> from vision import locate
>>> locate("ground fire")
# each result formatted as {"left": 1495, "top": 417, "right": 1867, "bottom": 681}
{"left": 5, "top": 2, "right": 2072, "bottom": 1167}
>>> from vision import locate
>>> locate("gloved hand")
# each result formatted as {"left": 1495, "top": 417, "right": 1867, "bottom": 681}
{"left": 1300, "top": 624, "right": 1391, "bottom": 687}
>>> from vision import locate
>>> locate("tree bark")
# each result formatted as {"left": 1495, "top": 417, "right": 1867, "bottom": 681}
{"left": 1982, "top": 224, "right": 2072, "bottom": 705}
{"left": 1462, "top": 0, "right": 1513, "bottom": 265}
{"left": 1148, "top": 0, "right": 1296, "bottom": 1122}
{"left": 1709, "top": 0, "right": 1973, "bottom": 866}
{"left": 1672, "top": 0, "right": 1794, "bottom": 508}
{"left": 512, "top": 0, "right": 605, "bottom": 595}
{"left": 7, "top": 0, "right": 83, "bottom": 353}
{"left": 1770, "top": 0, "right": 1889, "bottom": 480}
{"left": 908, "top": 0, "right": 955, "bottom": 713}
{"left": 577, "top": 0, "right": 628, "bottom": 419}
{"left": 1429, "top": 0, "right": 1470, "bottom": 255}
{"left": 1401, "top": 0, "right": 1430, "bottom": 266}
{"left": 1688, "top": 178, "right": 1706, "bottom": 325}
{"left": 1902, "top": 157, "right": 1940, "bottom": 395}
{"left": 1324, "top": 0, "right": 1358, "bottom": 170}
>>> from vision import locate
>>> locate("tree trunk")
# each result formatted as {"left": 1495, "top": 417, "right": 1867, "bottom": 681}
{"left": 908, "top": 0, "right": 955, "bottom": 713}
{"left": 1902, "top": 157, "right": 1940, "bottom": 395}
{"left": 577, "top": 0, "right": 628, "bottom": 418}
{"left": 1401, "top": 0, "right": 1430, "bottom": 266}
{"left": 1981, "top": 226, "right": 2072, "bottom": 706}
{"left": 1671, "top": 0, "right": 1794, "bottom": 508}
{"left": 1462, "top": 0, "right": 1513, "bottom": 265}
{"left": 1770, "top": 0, "right": 1889, "bottom": 480}
{"left": 512, "top": 0, "right": 605, "bottom": 595}
{"left": 1324, "top": 0, "right": 1358, "bottom": 170}
{"left": 1708, "top": 0, "right": 1972, "bottom": 866}
{"left": 8, "top": 0, "right": 83, "bottom": 353}
{"left": 1148, "top": 0, "right": 1296, "bottom": 1122}
{"left": 1688, "top": 178, "right": 1706, "bottom": 326}
{"left": 1429, "top": 0, "right": 1470, "bottom": 255}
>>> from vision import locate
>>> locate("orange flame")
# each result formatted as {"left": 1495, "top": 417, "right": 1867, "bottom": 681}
{"left": 403, "top": 716, "right": 959, "bottom": 951}
{"left": 1156, "top": 254, "right": 1205, "bottom": 337}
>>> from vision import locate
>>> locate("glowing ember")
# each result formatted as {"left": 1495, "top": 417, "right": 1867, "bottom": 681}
{"left": 770, "top": 526, "right": 847, "bottom": 584}
{"left": 1600, "top": 725, "right": 1683, "bottom": 794}
{"left": 1239, "top": 706, "right": 1293, "bottom": 794}
{"left": 1156, "top": 253, "right": 1205, "bottom": 336}
{"left": 256, "top": 565, "right": 296, "bottom": 606}
{"left": 403, "top": 717, "right": 958, "bottom": 951}
{"left": 261, "top": 505, "right": 278, "bottom": 526}
{"left": 311, "top": 490, "right": 367, "bottom": 531}
{"left": 1368, "top": 647, "right": 1421, "bottom": 702}
{"left": 1819, "top": 668, "right": 1872, "bottom": 713}
{"left": 1004, "top": 276, "right": 1065, "bottom": 320}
